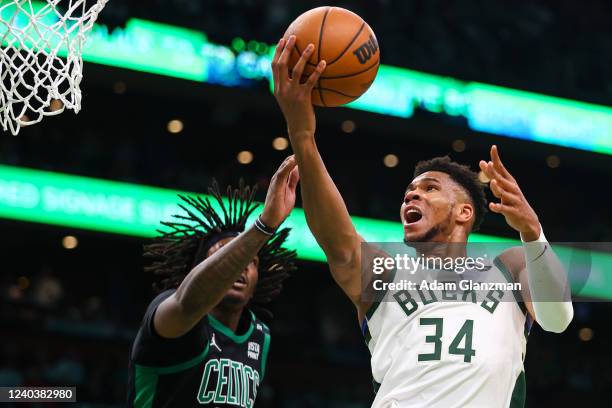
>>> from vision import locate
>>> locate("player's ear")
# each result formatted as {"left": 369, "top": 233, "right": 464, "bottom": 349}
{"left": 457, "top": 202, "right": 474, "bottom": 225}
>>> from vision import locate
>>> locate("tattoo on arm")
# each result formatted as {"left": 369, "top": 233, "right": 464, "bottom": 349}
{"left": 174, "top": 226, "right": 269, "bottom": 319}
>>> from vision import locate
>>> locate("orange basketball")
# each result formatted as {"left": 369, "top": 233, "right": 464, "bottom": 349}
{"left": 283, "top": 6, "right": 380, "bottom": 107}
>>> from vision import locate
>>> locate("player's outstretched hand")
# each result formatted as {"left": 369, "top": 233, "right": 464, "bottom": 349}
{"left": 261, "top": 155, "right": 300, "bottom": 229}
{"left": 479, "top": 145, "right": 541, "bottom": 241}
{"left": 272, "top": 35, "right": 326, "bottom": 140}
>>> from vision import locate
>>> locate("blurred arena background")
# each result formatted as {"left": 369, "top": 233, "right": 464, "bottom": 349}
{"left": 1, "top": 0, "right": 611, "bottom": 406}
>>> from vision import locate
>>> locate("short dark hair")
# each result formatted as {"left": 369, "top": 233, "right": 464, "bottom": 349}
{"left": 413, "top": 156, "right": 487, "bottom": 231}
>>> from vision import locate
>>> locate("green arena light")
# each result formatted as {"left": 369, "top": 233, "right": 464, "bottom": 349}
{"left": 0, "top": 164, "right": 609, "bottom": 300}
{"left": 247, "top": 40, "right": 258, "bottom": 52}
{"left": 232, "top": 37, "right": 246, "bottom": 53}
{"left": 5, "top": 2, "right": 612, "bottom": 155}
{"left": 256, "top": 42, "right": 268, "bottom": 54}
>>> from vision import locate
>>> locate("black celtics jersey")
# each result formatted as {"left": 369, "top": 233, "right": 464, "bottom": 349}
{"left": 127, "top": 290, "right": 271, "bottom": 407}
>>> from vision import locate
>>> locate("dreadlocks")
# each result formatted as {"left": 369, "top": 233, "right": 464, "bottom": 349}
{"left": 143, "top": 180, "right": 297, "bottom": 319}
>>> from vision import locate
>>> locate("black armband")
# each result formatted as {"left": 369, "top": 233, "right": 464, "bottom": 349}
{"left": 254, "top": 216, "right": 277, "bottom": 236}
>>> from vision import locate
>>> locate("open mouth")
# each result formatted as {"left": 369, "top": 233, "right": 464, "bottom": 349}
{"left": 232, "top": 274, "right": 247, "bottom": 289}
{"left": 404, "top": 207, "right": 423, "bottom": 225}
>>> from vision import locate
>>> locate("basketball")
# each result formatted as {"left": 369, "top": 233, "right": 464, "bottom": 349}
{"left": 4, "top": 3, "right": 607, "bottom": 407}
{"left": 283, "top": 6, "right": 380, "bottom": 107}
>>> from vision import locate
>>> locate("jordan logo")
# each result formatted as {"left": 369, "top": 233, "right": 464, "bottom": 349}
{"left": 210, "top": 333, "right": 222, "bottom": 352}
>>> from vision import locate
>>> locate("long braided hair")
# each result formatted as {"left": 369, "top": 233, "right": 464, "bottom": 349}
{"left": 143, "top": 180, "right": 297, "bottom": 319}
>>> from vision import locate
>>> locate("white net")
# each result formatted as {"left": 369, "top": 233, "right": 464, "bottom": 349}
{"left": 0, "top": 0, "right": 108, "bottom": 135}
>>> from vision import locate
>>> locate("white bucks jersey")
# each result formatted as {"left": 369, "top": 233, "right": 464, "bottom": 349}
{"left": 362, "top": 257, "right": 532, "bottom": 408}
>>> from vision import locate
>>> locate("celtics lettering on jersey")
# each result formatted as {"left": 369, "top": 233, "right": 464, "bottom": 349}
{"left": 195, "top": 319, "right": 269, "bottom": 408}
{"left": 128, "top": 293, "right": 271, "bottom": 408}
{"left": 197, "top": 357, "right": 260, "bottom": 407}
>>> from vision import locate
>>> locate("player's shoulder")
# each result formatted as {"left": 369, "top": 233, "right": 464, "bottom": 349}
{"left": 152, "top": 288, "right": 177, "bottom": 302}
{"left": 494, "top": 246, "right": 526, "bottom": 280}
{"left": 146, "top": 288, "right": 176, "bottom": 312}
{"left": 137, "top": 288, "right": 178, "bottom": 341}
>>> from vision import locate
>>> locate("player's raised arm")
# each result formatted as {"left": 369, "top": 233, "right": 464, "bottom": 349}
{"left": 272, "top": 36, "right": 364, "bottom": 307}
{"left": 153, "top": 156, "right": 300, "bottom": 338}
{"left": 480, "top": 145, "right": 573, "bottom": 333}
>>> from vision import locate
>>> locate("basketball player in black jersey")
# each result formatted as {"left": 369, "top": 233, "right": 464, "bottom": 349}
{"left": 127, "top": 157, "right": 299, "bottom": 407}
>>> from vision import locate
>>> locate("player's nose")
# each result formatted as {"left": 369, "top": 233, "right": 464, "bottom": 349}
{"left": 404, "top": 190, "right": 421, "bottom": 203}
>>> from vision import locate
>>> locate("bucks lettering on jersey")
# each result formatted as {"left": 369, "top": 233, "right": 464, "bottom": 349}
{"left": 128, "top": 307, "right": 271, "bottom": 408}
{"left": 362, "top": 258, "right": 532, "bottom": 408}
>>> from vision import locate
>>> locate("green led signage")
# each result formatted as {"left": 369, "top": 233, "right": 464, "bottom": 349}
{"left": 0, "top": 164, "right": 610, "bottom": 300}
{"left": 2, "top": 3, "right": 612, "bottom": 154}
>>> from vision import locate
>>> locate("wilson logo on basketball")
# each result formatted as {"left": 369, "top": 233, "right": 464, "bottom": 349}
{"left": 353, "top": 35, "right": 379, "bottom": 64}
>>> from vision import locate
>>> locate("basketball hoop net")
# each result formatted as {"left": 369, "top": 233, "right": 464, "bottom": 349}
{"left": 0, "top": 0, "right": 108, "bottom": 135}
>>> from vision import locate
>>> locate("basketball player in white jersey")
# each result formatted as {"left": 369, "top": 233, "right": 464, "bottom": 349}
{"left": 271, "top": 36, "right": 573, "bottom": 407}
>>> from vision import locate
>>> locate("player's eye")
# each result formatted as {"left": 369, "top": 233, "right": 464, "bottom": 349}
{"left": 426, "top": 185, "right": 437, "bottom": 192}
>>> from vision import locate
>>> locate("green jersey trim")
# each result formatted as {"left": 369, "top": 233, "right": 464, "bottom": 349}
{"left": 365, "top": 300, "right": 381, "bottom": 321}
{"left": 364, "top": 267, "right": 398, "bottom": 321}
{"left": 208, "top": 311, "right": 255, "bottom": 344}
{"left": 133, "top": 343, "right": 210, "bottom": 407}
{"left": 494, "top": 256, "right": 528, "bottom": 316}
{"left": 372, "top": 379, "right": 381, "bottom": 395}
{"left": 364, "top": 324, "right": 372, "bottom": 347}
{"left": 509, "top": 371, "right": 526, "bottom": 408}
{"left": 134, "top": 367, "right": 158, "bottom": 408}
{"left": 260, "top": 330, "right": 271, "bottom": 379}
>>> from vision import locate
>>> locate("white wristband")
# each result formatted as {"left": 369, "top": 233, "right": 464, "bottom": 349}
{"left": 521, "top": 224, "right": 548, "bottom": 262}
